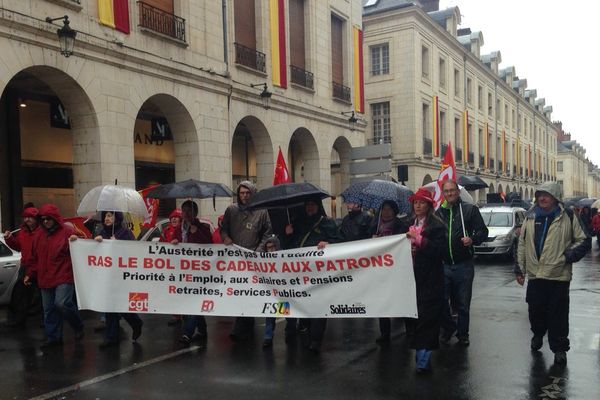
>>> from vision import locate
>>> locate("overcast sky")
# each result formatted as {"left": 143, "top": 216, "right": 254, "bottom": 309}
{"left": 439, "top": 0, "right": 600, "bottom": 165}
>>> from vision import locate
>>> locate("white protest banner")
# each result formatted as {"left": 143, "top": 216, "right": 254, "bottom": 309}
{"left": 70, "top": 235, "right": 417, "bottom": 318}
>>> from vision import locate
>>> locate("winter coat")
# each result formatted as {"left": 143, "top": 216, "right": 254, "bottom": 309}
{"left": 99, "top": 212, "right": 135, "bottom": 241}
{"left": 5, "top": 225, "right": 41, "bottom": 273}
{"left": 285, "top": 214, "right": 341, "bottom": 249}
{"left": 160, "top": 224, "right": 180, "bottom": 243}
{"left": 369, "top": 214, "right": 411, "bottom": 237}
{"left": 174, "top": 219, "right": 213, "bottom": 244}
{"left": 339, "top": 210, "right": 373, "bottom": 242}
{"left": 29, "top": 204, "right": 78, "bottom": 289}
{"left": 435, "top": 199, "right": 488, "bottom": 265}
{"left": 406, "top": 214, "right": 446, "bottom": 350}
{"left": 517, "top": 204, "right": 590, "bottom": 282}
{"left": 221, "top": 181, "right": 272, "bottom": 250}
{"left": 592, "top": 214, "right": 600, "bottom": 234}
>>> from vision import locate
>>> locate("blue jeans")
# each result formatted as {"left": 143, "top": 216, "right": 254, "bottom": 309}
{"left": 41, "top": 284, "right": 84, "bottom": 342}
{"left": 264, "top": 318, "right": 276, "bottom": 340}
{"left": 442, "top": 260, "right": 474, "bottom": 339}
{"left": 183, "top": 315, "right": 207, "bottom": 338}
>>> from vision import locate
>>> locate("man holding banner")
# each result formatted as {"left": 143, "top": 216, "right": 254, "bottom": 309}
{"left": 222, "top": 181, "right": 272, "bottom": 342}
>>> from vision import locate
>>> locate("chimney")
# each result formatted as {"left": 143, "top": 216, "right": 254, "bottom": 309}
{"left": 420, "top": 0, "right": 440, "bottom": 12}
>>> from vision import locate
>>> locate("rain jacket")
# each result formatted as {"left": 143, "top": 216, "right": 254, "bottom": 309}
{"left": 98, "top": 212, "right": 135, "bottom": 240}
{"left": 435, "top": 199, "right": 488, "bottom": 265}
{"left": 174, "top": 218, "right": 213, "bottom": 244}
{"left": 28, "top": 204, "right": 79, "bottom": 289}
{"left": 221, "top": 181, "right": 272, "bottom": 251}
{"left": 516, "top": 182, "right": 591, "bottom": 282}
{"left": 5, "top": 208, "right": 41, "bottom": 273}
{"left": 284, "top": 200, "right": 341, "bottom": 249}
{"left": 339, "top": 210, "right": 373, "bottom": 242}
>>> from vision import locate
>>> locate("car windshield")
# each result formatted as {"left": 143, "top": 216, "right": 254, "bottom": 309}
{"left": 481, "top": 211, "right": 513, "bottom": 227}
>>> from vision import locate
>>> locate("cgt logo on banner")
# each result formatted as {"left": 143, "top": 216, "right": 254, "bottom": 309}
{"left": 129, "top": 292, "right": 149, "bottom": 312}
{"left": 262, "top": 302, "right": 291, "bottom": 316}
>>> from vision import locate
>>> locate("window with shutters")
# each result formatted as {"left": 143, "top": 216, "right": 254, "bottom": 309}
{"left": 370, "top": 43, "right": 389, "bottom": 76}
{"left": 233, "top": 0, "right": 265, "bottom": 72}
{"left": 372, "top": 102, "right": 391, "bottom": 144}
{"left": 331, "top": 14, "right": 349, "bottom": 102}
{"left": 289, "top": 0, "right": 313, "bottom": 89}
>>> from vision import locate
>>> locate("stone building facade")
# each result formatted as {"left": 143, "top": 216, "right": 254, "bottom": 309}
{"left": 362, "top": 0, "right": 559, "bottom": 203}
{"left": 0, "top": 0, "right": 365, "bottom": 227}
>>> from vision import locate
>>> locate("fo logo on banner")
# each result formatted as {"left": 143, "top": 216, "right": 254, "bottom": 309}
{"left": 201, "top": 300, "right": 215, "bottom": 312}
{"left": 129, "top": 292, "right": 149, "bottom": 312}
{"left": 262, "top": 302, "right": 290, "bottom": 315}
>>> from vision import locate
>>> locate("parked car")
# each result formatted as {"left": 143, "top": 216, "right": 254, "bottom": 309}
{"left": 474, "top": 205, "right": 526, "bottom": 261}
{"left": 0, "top": 236, "right": 21, "bottom": 306}
{"left": 137, "top": 218, "right": 216, "bottom": 242}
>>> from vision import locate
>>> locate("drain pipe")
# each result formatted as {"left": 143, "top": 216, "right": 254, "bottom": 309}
{"left": 222, "top": 0, "right": 229, "bottom": 74}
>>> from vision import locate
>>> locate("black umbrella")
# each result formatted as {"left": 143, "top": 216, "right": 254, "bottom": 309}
{"left": 246, "top": 182, "right": 330, "bottom": 209}
{"left": 457, "top": 175, "right": 488, "bottom": 191}
{"left": 576, "top": 198, "right": 596, "bottom": 208}
{"left": 145, "top": 179, "right": 234, "bottom": 199}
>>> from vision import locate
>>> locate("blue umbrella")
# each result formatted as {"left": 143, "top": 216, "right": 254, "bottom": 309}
{"left": 341, "top": 179, "right": 413, "bottom": 214}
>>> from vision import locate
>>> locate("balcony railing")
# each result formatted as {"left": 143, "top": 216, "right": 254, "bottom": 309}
{"left": 368, "top": 137, "right": 391, "bottom": 145}
{"left": 291, "top": 65, "right": 314, "bottom": 90}
{"left": 234, "top": 42, "right": 266, "bottom": 72}
{"left": 423, "top": 138, "right": 432, "bottom": 156}
{"left": 332, "top": 81, "right": 351, "bottom": 102}
{"left": 455, "top": 148, "right": 463, "bottom": 162}
{"left": 138, "top": 1, "right": 186, "bottom": 42}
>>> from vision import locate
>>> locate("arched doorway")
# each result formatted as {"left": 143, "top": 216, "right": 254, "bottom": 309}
{"left": 288, "top": 128, "right": 320, "bottom": 184}
{"left": 231, "top": 116, "right": 273, "bottom": 189}
{"left": 498, "top": 184, "right": 504, "bottom": 194}
{"left": 133, "top": 94, "right": 198, "bottom": 217}
{"left": 0, "top": 67, "right": 98, "bottom": 226}
{"left": 331, "top": 136, "right": 352, "bottom": 219}
{"left": 489, "top": 183, "right": 495, "bottom": 194}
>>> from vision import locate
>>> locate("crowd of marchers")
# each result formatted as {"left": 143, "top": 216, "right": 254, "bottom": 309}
{"left": 2, "top": 179, "right": 591, "bottom": 373}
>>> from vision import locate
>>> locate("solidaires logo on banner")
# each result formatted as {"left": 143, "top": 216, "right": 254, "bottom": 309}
{"left": 70, "top": 235, "right": 417, "bottom": 319}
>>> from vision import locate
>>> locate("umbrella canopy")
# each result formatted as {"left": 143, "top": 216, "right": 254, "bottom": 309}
{"left": 457, "top": 175, "right": 488, "bottom": 191}
{"left": 576, "top": 198, "right": 596, "bottom": 208}
{"left": 145, "top": 179, "right": 234, "bottom": 199}
{"left": 591, "top": 199, "right": 600, "bottom": 209}
{"left": 422, "top": 182, "right": 474, "bottom": 204}
{"left": 77, "top": 184, "right": 149, "bottom": 218}
{"left": 340, "top": 179, "right": 412, "bottom": 214}
{"left": 246, "top": 182, "right": 330, "bottom": 209}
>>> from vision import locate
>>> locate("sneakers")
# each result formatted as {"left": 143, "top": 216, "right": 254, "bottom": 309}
{"left": 179, "top": 334, "right": 192, "bottom": 346}
{"left": 530, "top": 335, "right": 543, "bottom": 351}
{"left": 554, "top": 351, "right": 567, "bottom": 365}
{"left": 132, "top": 321, "right": 143, "bottom": 342}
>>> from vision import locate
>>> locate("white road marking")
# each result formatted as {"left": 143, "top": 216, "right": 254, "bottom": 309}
{"left": 28, "top": 345, "right": 203, "bottom": 400}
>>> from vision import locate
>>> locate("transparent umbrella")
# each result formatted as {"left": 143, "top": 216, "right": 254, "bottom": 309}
{"left": 77, "top": 184, "right": 149, "bottom": 219}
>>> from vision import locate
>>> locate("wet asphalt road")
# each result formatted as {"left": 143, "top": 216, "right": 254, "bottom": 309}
{"left": 1, "top": 249, "right": 599, "bottom": 400}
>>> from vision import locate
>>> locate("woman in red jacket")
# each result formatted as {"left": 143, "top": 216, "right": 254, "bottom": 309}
{"left": 26, "top": 204, "right": 85, "bottom": 350}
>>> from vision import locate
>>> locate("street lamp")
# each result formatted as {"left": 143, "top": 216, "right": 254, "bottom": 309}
{"left": 341, "top": 111, "right": 358, "bottom": 131}
{"left": 250, "top": 83, "right": 272, "bottom": 109}
{"left": 45, "top": 15, "right": 77, "bottom": 57}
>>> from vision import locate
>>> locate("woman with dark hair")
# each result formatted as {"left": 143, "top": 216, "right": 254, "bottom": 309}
{"left": 94, "top": 211, "right": 143, "bottom": 348}
{"left": 405, "top": 188, "right": 447, "bottom": 373}
{"left": 284, "top": 198, "right": 341, "bottom": 353}
{"left": 370, "top": 200, "right": 411, "bottom": 344}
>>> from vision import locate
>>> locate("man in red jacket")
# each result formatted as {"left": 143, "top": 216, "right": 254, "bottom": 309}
{"left": 25, "top": 204, "right": 84, "bottom": 350}
{"left": 3, "top": 206, "right": 41, "bottom": 327}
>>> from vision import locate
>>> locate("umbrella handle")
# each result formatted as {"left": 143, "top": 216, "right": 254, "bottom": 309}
{"left": 286, "top": 207, "right": 291, "bottom": 225}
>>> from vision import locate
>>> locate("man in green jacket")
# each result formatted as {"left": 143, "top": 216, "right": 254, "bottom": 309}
{"left": 515, "top": 181, "right": 590, "bottom": 366}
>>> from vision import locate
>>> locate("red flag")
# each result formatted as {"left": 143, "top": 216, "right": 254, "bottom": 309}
{"left": 138, "top": 185, "right": 160, "bottom": 229}
{"left": 63, "top": 217, "right": 92, "bottom": 238}
{"left": 273, "top": 147, "right": 291, "bottom": 185}
{"left": 433, "top": 142, "right": 457, "bottom": 208}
